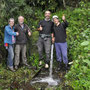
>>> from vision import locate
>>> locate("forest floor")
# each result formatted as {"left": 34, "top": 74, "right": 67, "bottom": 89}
{"left": 0, "top": 63, "right": 40, "bottom": 89}
{"left": 0, "top": 62, "right": 73, "bottom": 90}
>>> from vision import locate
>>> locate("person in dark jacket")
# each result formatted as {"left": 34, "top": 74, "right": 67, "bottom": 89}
{"left": 4, "top": 18, "right": 19, "bottom": 72}
{"left": 14, "top": 16, "right": 31, "bottom": 70}
{"left": 52, "top": 15, "right": 69, "bottom": 70}
{"left": 37, "top": 11, "right": 54, "bottom": 68}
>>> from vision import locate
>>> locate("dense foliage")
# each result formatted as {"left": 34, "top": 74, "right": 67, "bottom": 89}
{"left": 0, "top": 0, "right": 89, "bottom": 89}
{"left": 46, "top": 2, "right": 89, "bottom": 89}
{"left": 64, "top": 2, "right": 90, "bottom": 89}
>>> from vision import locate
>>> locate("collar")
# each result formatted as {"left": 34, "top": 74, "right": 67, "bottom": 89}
{"left": 19, "top": 23, "right": 24, "bottom": 26}
{"left": 45, "top": 18, "right": 50, "bottom": 21}
{"left": 8, "top": 24, "right": 14, "bottom": 29}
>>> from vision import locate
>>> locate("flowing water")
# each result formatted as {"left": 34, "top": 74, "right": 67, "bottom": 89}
{"left": 49, "top": 44, "right": 54, "bottom": 78}
{"left": 31, "top": 44, "right": 60, "bottom": 86}
{"left": 10, "top": 44, "right": 73, "bottom": 89}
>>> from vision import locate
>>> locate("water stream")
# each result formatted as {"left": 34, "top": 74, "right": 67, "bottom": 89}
{"left": 10, "top": 44, "right": 73, "bottom": 89}
{"left": 31, "top": 44, "right": 60, "bottom": 86}
{"left": 49, "top": 44, "right": 54, "bottom": 78}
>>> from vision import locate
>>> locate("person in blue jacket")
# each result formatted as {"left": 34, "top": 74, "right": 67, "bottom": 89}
{"left": 4, "top": 18, "right": 19, "bottom": 72}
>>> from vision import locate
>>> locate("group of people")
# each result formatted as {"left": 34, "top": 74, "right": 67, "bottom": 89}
{"left": 4, "top": 10, "right": 68, "bottom": 72}
{"left": 4, "top": 16, "right": 31, "bottom": 71}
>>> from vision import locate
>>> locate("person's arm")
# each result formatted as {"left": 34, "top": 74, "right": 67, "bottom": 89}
{"left": 51, "top": 22, "right": 54, "bottom": 34}
{"left": 26, "top": 25, "right": 32, "bottom": 36}
{"left": 62, "top": 15, "right": 69, "bottom": 29}
{"left": 37, "top": 21, "right": 43, "bottom": 31}
{"left": 62, "top": 21, "right": 69, "bottom": 28}
{"left": 5, "top": 26, "right": 17, "bottom": 36}
{"left": 51, "top": 33, "right": 55, "bottom": 43}
{"left": 14, "top": 25, "right": 17, "bottom": 32}
{"left": 51, "top": 23, "right": 55, "bottom": 43}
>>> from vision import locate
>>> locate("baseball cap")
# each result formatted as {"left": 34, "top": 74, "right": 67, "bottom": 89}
{"left": 52, "top": 15, "right": 59, "bottom": 19}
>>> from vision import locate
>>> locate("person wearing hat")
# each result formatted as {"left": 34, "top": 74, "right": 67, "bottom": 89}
{"left": 52, "top": 15, "right": 69, "bottom": 70}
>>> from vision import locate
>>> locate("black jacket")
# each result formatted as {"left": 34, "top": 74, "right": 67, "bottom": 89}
{"left": 15, "top": 24, "right": 30, "bottom": 44}
{"left": 38, "top": 20, "right": 54, "bottom": 35}
{"left": 53, "top": 21, "right": 68, "bottom": 43}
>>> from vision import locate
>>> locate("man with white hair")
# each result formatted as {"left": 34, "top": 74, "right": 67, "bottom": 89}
{"left": 52, "top": 15, "right": 69, "bottom": 70}
{"left": 14, "top": 16, "right": 31, "bottom": 70}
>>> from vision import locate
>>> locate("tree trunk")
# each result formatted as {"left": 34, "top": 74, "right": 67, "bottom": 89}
{"left": 63, "top": 0, "right": 66, "bottom": 8}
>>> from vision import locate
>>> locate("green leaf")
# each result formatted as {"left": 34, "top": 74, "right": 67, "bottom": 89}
{"left": 83, "top": 59, "right": 90, "bottom": 66}
{"left": 81, "top": 41, "right": 89, "bottom": 46}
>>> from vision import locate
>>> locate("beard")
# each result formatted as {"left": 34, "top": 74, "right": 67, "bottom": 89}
{"left": 19, "top": 21, "right": 24, "bottom": 25}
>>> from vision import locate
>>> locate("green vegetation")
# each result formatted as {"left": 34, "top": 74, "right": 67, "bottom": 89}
{"left": 65, "top": 2, "right": 90, "bottom": 90}
{"left": 0, "top": 64, "right": 33, "bottom": 89}
{"left": 0, "top": 0, "right": 89, "bottom": 89}
{"left": 51, "top": 2, "right": 89, "bottom": 89}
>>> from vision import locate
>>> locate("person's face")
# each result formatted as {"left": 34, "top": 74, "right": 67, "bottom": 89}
{"left": 9, "top": 20, "right": 14, "bottom": 27}
{"left": 18, "top": 17, "right": 24, "bottom": 25}
{"left": 45, "top": 11, "right": 51, "bottom": 19}
{"left": 53, "top": 18, "right": 59, "bottom": 25}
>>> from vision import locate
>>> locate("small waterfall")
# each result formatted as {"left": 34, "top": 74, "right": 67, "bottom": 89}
{"left": 49, "top": 44, "right": 54, "bottom": 78}
{"left": 31, "top": 44, "right": 60, "bottom": 86}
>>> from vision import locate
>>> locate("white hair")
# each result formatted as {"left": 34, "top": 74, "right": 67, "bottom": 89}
{"left": 18, "top": 16, "right": 24, "bottom": 20}
{"left": 8, "top": 18, "right": 14, "bottom": 23}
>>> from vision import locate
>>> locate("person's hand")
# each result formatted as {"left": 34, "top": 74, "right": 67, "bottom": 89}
{"left": 62, "top": 15, "right": 66, "bottom": 21}
{"left": 16, "top": 32, "right": 19, "bottom": 36}
{"left": 39, "top": 25, "right": 43, "bottom": 31}
{"left": 28, "top": 31, "right": 31, "bottom": 36}
{"left": 52, "top": 37, "right": 55, "bottom": 43}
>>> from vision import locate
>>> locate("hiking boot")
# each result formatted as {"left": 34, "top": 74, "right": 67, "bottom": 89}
{"left": 65, "top": 64, "right": 69, "bottom": 70}
{"left": 15, "top": 66, "right": 18, "bottom": 70}
{"left": 57, "top": 63, "right": 62, "bottom": 71}
{"left": 7, "top": 66, "right": 15, "bottom": 72}
{"left": 24, "top": 63, "right": 30, "bottom": 67}
{"left": 57, "top": 67, "right": 61, "bottom": 71}
{"left": 45, "top": 64, "right": 49, "bottom": 69}
{"left": 39, "top": 61, "right": 42, "bottom": 66}
{"left": 57, "top": 65, "right": 62, "bottom": 71}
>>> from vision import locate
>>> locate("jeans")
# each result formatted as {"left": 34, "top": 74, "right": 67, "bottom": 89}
{"left": 55, "top": 42, "right": 68, "bottom": 65}
{"left": 7, "top": 44, "right": 14, "bottom": 67}
{"left": 14, "top": 44, "right": 27, "bottom": 66}
{"left": 37, "top": 37, "right": 51, "bottom": 64}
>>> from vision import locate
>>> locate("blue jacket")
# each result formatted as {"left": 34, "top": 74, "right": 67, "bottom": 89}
{"left": 4, "top": 25, "right": 16, "bottom": 44}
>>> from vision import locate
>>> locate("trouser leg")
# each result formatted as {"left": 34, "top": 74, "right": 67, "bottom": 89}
{"left": 44, "top": 38, "right": 51, "bottom": 64}
{"left": 14, "top": 44, "right": 21, "bottom": 66}
{"left": 60, "top": 42, "right": 68, "bottom": 65}
{"left": 55, "top": 43, "right": 62, "bottom": 63}
{"left": 7, "top": 45, "right": 14, "bottom": 67}
{"left": 37, "top": 37, "right": 44, "bottom": 60}
{"left": 21, "top": 44, "right": 27, "bottom": 65}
